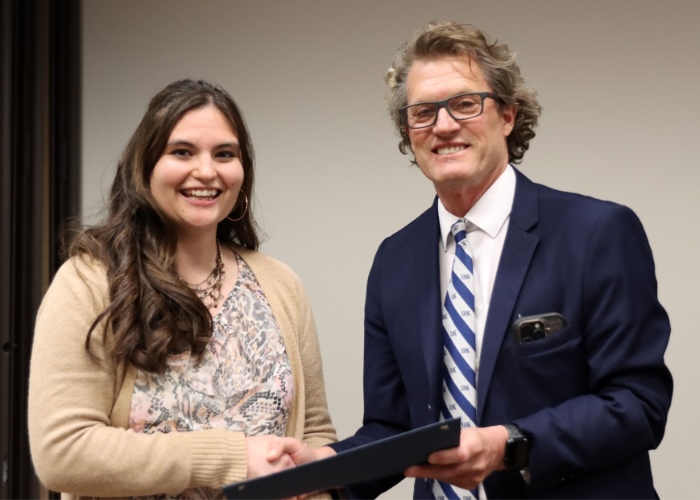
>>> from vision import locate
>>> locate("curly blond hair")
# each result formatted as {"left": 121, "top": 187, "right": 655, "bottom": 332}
{"left": 386, "top": 20, "right": 541, "bottom": 164}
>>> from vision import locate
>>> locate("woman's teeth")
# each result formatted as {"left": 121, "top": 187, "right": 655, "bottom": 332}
{"left": 183, "top": 189, "right": 218, "bottom": 199}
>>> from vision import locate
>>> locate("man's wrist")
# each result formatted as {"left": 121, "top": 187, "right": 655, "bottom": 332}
{"left": 314, "top": 445, "right": 337, "bottom": 460}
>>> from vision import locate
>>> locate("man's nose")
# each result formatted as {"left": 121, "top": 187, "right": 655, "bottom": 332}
{"left": 433, "top": 107, "right": 460, "bottom": 133}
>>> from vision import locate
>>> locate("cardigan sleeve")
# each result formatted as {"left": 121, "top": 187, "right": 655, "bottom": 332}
{"left": 28, "top": 258, "right": 249, "bottom": 497}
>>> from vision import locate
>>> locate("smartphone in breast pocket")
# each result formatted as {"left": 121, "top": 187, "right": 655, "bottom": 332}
{"left": 512, "top": 312, "right": 568, "bottom": 344}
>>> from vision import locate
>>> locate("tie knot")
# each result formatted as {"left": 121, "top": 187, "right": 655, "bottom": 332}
{"left": 451, "top": 219, "right": 468, "bottom": 244}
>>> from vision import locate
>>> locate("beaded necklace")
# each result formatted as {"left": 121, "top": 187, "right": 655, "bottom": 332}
{"left": 177, "top": 240, "right": 225, "bottom": 310}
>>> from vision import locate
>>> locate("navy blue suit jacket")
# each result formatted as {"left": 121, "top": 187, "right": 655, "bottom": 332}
{"left": 330, "top": 169, "right": 672, "bottom": 499}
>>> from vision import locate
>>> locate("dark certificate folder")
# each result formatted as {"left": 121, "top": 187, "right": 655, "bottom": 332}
{"left": 223, "top": 418, "right": 461, "bottom": 500}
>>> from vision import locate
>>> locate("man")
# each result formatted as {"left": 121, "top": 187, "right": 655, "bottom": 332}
{"left": 274, "top": 20, "right": 672, "bottom": 499}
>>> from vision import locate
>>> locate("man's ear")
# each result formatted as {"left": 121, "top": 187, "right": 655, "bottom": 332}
{"left": 400, "top": 127, "right": 415, "bottom": 157}
{"left": 501, "top": 104, "right": 517, "bottom": 137}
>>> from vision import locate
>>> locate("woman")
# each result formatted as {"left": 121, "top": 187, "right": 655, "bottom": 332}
{"left": 28, "top": 79, "right": 336, "bottom": 498}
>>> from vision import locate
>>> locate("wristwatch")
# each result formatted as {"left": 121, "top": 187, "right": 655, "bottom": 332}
{"left": 503, "top": 424, "right": 529, "bottom": 469}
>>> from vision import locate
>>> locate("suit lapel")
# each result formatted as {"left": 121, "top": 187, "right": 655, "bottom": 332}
{"left": 477, "top": 169, "right": 540, "bottom": 419}
{"left": 415, "top": 198, "right": 444, "bottom": 413}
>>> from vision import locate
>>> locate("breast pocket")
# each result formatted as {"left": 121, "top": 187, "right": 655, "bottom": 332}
{"left": 502, "top": 324, "right": 588, "bottom": 409}
{"left": 512, "top": 323, "right": 577, "bottom": 359}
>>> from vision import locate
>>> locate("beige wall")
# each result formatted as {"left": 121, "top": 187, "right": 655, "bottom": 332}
{"left": 82, "top": 1, "right": 700, "bottom": 497}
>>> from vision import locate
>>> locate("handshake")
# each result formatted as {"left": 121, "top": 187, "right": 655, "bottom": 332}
{"left": 247, "top": 435, "right": 336, "bottom": 480}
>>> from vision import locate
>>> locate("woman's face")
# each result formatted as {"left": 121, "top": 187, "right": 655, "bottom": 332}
{"left": 150, "top": 105, "right": 244, "bottom": 239}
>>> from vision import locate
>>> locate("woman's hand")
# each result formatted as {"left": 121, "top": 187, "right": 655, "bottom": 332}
{"left": 246, "top": 435, "right": 297, "bottom": 479}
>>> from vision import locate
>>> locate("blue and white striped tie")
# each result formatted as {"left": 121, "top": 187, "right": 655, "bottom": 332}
{"left": 433, "top": 219, "right": 478, "bottom": 500}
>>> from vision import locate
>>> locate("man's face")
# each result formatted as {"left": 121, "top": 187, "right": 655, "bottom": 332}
{"left": 405, "top": 55, "right": 515, "bottom": 200}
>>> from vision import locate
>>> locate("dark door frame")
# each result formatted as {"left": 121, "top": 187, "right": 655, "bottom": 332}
{"left": 0, "top": 1, "right": 81, "bottom": 498}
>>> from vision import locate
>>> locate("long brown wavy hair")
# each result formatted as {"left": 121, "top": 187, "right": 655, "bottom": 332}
{"left": 385, "top": 20, "right": 542, "bottom": 165}
{"left": 71, "top": 79, "right": 259, "bottom": 373}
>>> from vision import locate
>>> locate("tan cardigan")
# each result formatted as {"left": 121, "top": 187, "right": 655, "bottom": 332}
{"left": 28, "top": 246, "right": 337, "bottom": 498}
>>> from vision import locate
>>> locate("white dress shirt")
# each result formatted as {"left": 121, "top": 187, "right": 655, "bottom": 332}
{"left": 438, "top": 164, "right": 516, "bottom": 372}
{"left": 437, "top": 164, "right": 516, "bottom": 499}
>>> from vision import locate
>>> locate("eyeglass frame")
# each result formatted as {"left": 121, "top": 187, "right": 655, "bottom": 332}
{"left": 399, "top": 91, "right": 504, "bottom": 129}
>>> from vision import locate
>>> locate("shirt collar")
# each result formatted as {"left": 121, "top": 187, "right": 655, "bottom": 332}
{"left": 438, "top": 164, "right": 516, "bottom": 251}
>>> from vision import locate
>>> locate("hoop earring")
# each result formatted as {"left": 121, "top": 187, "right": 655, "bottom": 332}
{"left": 226, "top": 192, "right": 248, "bottom": 222}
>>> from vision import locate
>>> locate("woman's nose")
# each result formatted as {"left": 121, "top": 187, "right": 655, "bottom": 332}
{"left": 193, "top": 155, "right": 216, "bottom": 179}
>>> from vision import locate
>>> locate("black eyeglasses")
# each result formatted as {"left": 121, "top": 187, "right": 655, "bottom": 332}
{"left": 400, "top": 92, "right": 503, "bottom": 129}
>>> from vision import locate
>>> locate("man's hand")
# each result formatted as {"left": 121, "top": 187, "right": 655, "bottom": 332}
{"left": 404, "top": 425, "right": 509, "bottom": 490}
{"left": 246, "top": 435, "right": 296, "bottom": 479}
{"left": 266, "top": 438, "right": 337, "bottom": 466}
{"left": 263, "top": 440, "right": 338, "bottom": 499}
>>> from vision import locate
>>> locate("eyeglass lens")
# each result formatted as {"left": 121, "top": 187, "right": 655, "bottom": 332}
{"left": 404, "top": 93, "right": 486, "bottom": 128}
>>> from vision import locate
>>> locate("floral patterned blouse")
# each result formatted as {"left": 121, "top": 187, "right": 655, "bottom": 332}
{"left": 128, "top": 255, "right": 294, "bottom": 499}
